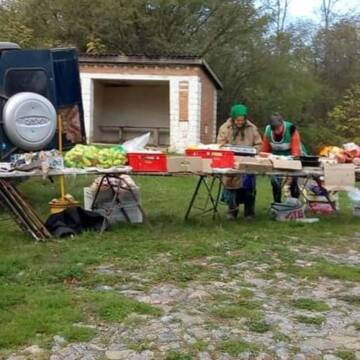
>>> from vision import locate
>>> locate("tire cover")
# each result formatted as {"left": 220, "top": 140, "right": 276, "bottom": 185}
{"left": 3, "top": 92, "right": 57, "bottom": 151}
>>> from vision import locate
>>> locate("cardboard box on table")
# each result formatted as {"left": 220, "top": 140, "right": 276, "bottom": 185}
{"left": 201, "top": 158, "right": 213, "bottom": 173}
{"left": 271, "top": 158, "right": 302, "bottom": 171}
{"left": 166, "top": 156, "right": 203, "bottom": 173}
{"left": 235, "top": 156, "right": 273, "bottom": 173}
{"left": 323, "top": 164, "right": 355, "bottom": 191}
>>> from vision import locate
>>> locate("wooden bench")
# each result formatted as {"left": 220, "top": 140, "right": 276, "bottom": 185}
{"left": 99, "top": 125, "right": 170, "bottom": 146}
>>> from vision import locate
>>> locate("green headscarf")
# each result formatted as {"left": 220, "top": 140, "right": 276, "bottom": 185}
{"left": 231, "top": 104, "right": 248, "bottom": 119}
{"left": 231, "top": 104, "right": 248, "bottom": 141}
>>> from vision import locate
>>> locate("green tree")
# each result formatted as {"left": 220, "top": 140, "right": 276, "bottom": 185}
{"left": 0, "top": 0, "right": 358, "bottom": 148}
{"left": 329, "top": 85, "right": 360, "bottom": 144}
{"left": 0, "top": 0, "right": 35, "bottom": 47}
{"left": 313, "top": 20, "right": 360, "bottom": 111}
{"left": 85, "top": 36, "right": 107, "bottom": 55}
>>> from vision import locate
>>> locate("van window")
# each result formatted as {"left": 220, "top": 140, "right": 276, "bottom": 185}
{"left": 5, "top": 69, "right": 48, "bottom": 97}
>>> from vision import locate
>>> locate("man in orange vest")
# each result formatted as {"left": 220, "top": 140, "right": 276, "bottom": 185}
{"left": 262, "top": 114, "right": 303, "bottom": 203}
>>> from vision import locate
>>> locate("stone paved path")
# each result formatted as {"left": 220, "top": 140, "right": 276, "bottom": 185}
{"left": 7, "top": 245, "right": 360, "bottom": 360}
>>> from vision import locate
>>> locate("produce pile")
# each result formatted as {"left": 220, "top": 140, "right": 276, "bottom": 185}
{"left": 319, "top": 143, "right": 360, "bottom": 165}
{"left": 64, "top": 145, "right": 127, "bottom": 169}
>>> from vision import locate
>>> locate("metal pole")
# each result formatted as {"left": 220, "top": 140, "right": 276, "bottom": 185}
{"left": 58, "top": 115, "right": 65, "bottom": 201}
{"left": 184, "top": 175, "right": 204, "bottom": 221}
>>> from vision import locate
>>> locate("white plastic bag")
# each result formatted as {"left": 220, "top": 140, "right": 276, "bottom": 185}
{"left": 122, "top": 132, "right": 151, "bottom": 152}
{"left": 347, "top": 188, "right": 360, "bottom": 204}
{"left": 343, "top": 142, "right": 359, "bottom": 152}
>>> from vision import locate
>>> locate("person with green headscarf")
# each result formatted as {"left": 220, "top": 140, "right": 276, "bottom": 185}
{"left": 217, "top": 104, "right": 262, "bottom": 220}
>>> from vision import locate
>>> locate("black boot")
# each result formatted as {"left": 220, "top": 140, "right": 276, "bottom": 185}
{"left": 290, "top": 177, "right": 300, "bottom": 199}
{"left": 271, "top": 176, "right": 282, "bottom": 203}
{"left": 227, "top": 206, "right": 238, "bottom": 220}
{"left": 244, "top": 192, "right": 256, "bottom": 219}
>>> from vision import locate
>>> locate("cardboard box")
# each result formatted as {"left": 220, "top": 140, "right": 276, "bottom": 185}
{"left": 167, "top": 156, "right": 203, "bottom": 173}
{"left": 235, "top": 156, "right": 273, "bottom": 173}
{"left": 201, "top": 158, "right": 213, "bottom": 173}
{"left": 271, "top": 158, "right": 302, "bottom": 171}
{"left": 95, "top": 203, "right": 143, "bottom": 224}
{"left": 84, "top": 186, "right": 141, "bottom": 211}
{"left": 324, "top": 163, "right": 355, "bottom": 191}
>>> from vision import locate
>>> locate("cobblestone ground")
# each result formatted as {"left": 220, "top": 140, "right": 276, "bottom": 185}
{"left": 7, "top": 245, "right": 360, "bottom": 360}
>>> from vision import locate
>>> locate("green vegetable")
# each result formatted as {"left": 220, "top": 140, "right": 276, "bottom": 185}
{"left": 64, "top": 145, "right": 127, "bottom": 169}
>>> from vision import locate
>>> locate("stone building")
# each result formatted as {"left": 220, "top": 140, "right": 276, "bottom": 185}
{"left": 79, "top": 55, "right": 222, "bottom": 152}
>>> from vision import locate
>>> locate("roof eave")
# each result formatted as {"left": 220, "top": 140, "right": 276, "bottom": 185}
{"left": 79, "top": 55, "right": 223, "bottom": 90}
{"left": 201, "top": 59, "right": 223, "bottom": 90}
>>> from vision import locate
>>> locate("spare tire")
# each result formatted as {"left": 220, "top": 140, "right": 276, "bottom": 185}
{"left": 3, "top": 92, "right": 57, "bottom": 151}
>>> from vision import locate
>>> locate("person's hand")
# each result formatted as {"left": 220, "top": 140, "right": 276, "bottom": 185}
{"left": 259, "top": 152, "right": 271, "bottom": 158}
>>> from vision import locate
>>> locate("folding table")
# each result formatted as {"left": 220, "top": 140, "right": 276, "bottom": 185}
{"left": 0, "top": 166, "right": 140, "bottom": 240}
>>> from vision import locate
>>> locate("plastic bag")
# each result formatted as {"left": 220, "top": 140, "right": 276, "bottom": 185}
{"left": 122, "top": 132, "right": 151, "bottom": 152}
{"left": 270, "top": 199, "right": 305, "bottom": 221}
{"left": 343, "top": 143, "right": 359, "bottom": 152}
{"left": 347, "top": 188, "right": 360, "bottom": 204}
{"left": 112, "top": 145, "right": 126, "bottom": 154}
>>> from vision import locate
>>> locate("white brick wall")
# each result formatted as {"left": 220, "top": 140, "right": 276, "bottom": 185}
{"left": 80, "top": 75, "right": 92, "bottom": 141}
{"left": 80, "top": 72, "right": 201, "bottom": 152}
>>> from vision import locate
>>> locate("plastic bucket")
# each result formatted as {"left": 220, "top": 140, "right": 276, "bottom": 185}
{"left": 49, "top": 200, "right": 79, "bottom": 214}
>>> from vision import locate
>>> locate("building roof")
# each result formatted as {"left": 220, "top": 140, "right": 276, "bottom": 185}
{"left": 79, "top": 54, "right": 223, "bottom": 90}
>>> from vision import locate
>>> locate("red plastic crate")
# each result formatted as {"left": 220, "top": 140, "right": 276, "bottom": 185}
{"left": 128, "top": 152, "right": 167, "bottom": 172}
{"left": 185, "top": 149, "right": 234, "bottom": 168}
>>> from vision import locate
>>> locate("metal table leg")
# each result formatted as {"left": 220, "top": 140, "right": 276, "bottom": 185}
{"left": 297, "top": 175, "right": 337, "bottom": 213}
{"left": 203, "top": 176, "right": 217, "bottom": 210}
{"left": 202, "top": 176, "right": 221, "bottom": 218}
{"left": 118, "top": 175, "right": 149, "bottom": 225}
{"left": 91, "top": 174, "right": 148, "bottom": 232}
{"left": 184, "top": 175, "right": 223, "bottom": 220}
{"left": 106, "top": 174, "right": 131, "bottom": 223}
{"left": 213, "top": 175, "right": 223, "bottom": 219}
{"left": 184, "top": 175, "right": 205, "bottom": 220}
{"left": 313, "top": 176, "right": 337, "bottom": 212}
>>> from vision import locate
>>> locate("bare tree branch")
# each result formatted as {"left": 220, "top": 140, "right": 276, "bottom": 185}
{"left": 321, "top": 0, "right": 339, "bottom": 30}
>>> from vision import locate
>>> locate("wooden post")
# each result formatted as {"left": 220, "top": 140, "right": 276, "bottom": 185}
{"left": 153, "top": 128, "right": 159, "bottom": 147}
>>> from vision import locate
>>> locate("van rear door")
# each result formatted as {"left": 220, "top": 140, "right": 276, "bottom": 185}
{"left": 51, "top": 48, "right": 86, "bottom": 148}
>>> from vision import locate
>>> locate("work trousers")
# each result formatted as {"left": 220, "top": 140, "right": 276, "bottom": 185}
{"left": 271, "top": 175, "right": 300, "bottom": 203}
{"left": 222, "top": 175, "right": 256, "bottom": 217}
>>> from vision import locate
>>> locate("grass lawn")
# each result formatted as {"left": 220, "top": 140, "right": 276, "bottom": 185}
{"left": 1, "top": 175, "right": 360, "bottom": 357}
